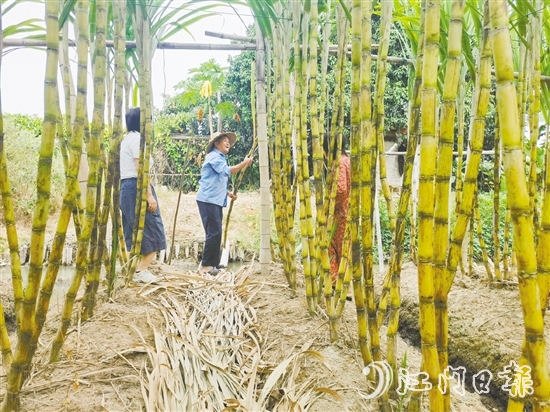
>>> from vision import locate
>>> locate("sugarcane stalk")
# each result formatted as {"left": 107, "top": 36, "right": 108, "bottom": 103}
{"left": 492, "top": 111, "right": 502, "bottom": 281}
{"left": 82, "top": 0, "right": 108, "bottom": 319}
{"left": 473, "top": 191, "right": 493, "bottom": 280}
{"left": 1, "top": 0, "right": 60, "bottom": 407}
{"left": 49, "top": 0, "right": 92, "bottom": 364}
{"left": 417, "top": 0, "right": 443, "bottom": 408}
{"left": 490, "top": 0, "right": 550, "bottom": 406}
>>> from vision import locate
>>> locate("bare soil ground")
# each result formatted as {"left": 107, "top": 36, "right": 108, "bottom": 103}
{"left": 0, "top": 189, "right": 540, "bottom": 411}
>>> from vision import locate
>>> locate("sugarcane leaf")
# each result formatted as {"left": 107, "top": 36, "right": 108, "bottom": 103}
{"left": 336, "top": 0, "right": 351, "bottom": 22}
{"left": 59, "top": 0, "right": 78, "bottom": 29}
{"left": 2, "top": 19, "right": 43, "bottom": 37}
{"left": 313, "top": 387, "right": 348, "bottom": 410}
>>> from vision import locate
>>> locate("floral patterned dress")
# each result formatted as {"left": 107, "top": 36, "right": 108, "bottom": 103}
{"left": 329, "top": 154, "right": 351, "bottom": 283}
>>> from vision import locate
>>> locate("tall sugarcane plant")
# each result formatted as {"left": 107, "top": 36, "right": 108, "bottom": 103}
{"left": 49, "top": 0, "right": 94, "bottom": 364}
{"left": 1, "top": 0, "right": 60, "bottom": 408}
{"left": 490, "top": 0, "right": 550, "bottom": 408}
{"left": 3, "top": 0, "right": 550, "bottom": 410}
{"left": 81, "top": 0, "right": 108, "bottom": 320}
{"left": 0, "top": 1, "right": 16, "bottom": 372}
{"left": 432, "top": 3, "right": 465, "bottom": 410}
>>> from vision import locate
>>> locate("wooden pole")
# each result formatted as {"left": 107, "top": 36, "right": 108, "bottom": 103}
{"left": 256, "top": 24, "right": 271, "bottom": 275}
{"left": 2, "top": 38, "right": 256, "bottom": 50}
{"left": 4, "top": 36, "right": 550, "bottom": 84}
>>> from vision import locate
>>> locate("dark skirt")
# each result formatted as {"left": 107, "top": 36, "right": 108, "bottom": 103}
{"left": 120, "top": 178, "right": 166, "bottom": 256}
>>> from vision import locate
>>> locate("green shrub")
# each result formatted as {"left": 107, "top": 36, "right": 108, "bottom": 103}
{"left": 373, "top": 191, "right": 508, "bottom": 264}
{"left": 373, "top": 198, "right": 412, "bottom": 264}
{"left": 471, "top": 192, "right": 510, "bottom": 262}
{"left": 2, "top": 115, "right": 65, "bottom": 219}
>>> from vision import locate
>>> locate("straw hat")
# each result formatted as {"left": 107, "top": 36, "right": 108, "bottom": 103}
{"left": 206, "top": 131, "right": 237, "bottom": 153}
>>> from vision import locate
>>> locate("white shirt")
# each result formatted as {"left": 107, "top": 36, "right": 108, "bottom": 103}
{"left": 120, "top": 131, "right": 153, "bottom": 179}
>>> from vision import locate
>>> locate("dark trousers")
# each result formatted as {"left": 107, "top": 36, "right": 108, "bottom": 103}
{"left": 197, "top": 200, "right": 223, "bottom": 267}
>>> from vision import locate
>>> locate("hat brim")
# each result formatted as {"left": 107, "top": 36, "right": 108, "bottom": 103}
{"left": 206, "top": 132, "right": 237, "bottom": 153}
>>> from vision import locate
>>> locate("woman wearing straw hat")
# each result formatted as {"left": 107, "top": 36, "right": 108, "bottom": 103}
{"left": 196, "top": 132, "right": 253, "bottom": 276}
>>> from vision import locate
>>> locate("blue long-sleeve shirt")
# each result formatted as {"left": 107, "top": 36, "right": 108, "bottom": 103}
{"left": 196, "top": 148, "right": 231, "bottom": 207}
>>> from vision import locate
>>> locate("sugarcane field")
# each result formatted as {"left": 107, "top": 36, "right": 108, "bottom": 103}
{"left": 1, "top": 0, "right": 550, "bottom": 411}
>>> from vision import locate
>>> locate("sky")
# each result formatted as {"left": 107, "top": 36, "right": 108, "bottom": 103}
{"left": 1, "top": 2, "right": 254, "bottom": 116}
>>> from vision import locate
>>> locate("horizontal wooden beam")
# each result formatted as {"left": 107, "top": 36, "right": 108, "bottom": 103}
{"left": 204, "top": 30, "right": 255, "bottom": 43}
{"left": 1, "top": 38, "right": 257, "bottom": 51}
{"left": 4, "top": 37, "right": 550, "bottom": 84}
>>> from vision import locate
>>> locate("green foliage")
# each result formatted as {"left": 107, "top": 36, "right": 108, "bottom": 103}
{"left": 371, "top": 14, "right": 411, "bottom": 134}
{"left": 371, "top": 191, "right": 509, "bottom": 265}
{"left": 3, "top": 115, "right": 65, "bottom": 218}
{"left": 5, "top": 113, "right": 43, "bottom": 137}
{"left": 472, "top": 192, "right": 510, "bottom": 262}
{"left": 154, "top": 50, "right": 259, "bottom": 191}
{"left": 373, "top": 199, "right": 412, "bottom": 264}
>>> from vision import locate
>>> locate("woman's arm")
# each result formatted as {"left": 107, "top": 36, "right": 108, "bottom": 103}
{"left": 230, "top": 156, "right": 254, "bottom": 175}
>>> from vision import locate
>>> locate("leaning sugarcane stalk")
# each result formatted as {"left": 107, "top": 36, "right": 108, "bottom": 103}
{"left": 58, "top": 8, "right": 84, "bottom": 243}
{"left": 384, "top": 46, "right": 425, "bottom": 401}
{"left": 538, "top": 121, "right": 550, "bottom": 312}
{"left": 455, "top": 69, "right": 466, "bottom": 217}
{"left": 373, "top": 0, "right": 395, "bottom": 233}
{"left": 378, "top": 0, "right": 428, "bottom": 345}
{"left": 309, "top": 0, "right": 324, "bottom": 299}
{"left": 82, "top": 0, "right": 108, "bottom": 319}
{"left": 345, "top": 0, "right": 370, "bottom": 369}
{"left": 518, "top": 11, "right": 550, "bottom": 412}
{"left": 270, "top": 31, "right": 289, "bottom": 279}
{"left": 323, "top": 2, "right": 349, "bottom": 327}
{"left": 440, "top": 0, "right": 491, "bottom": 372}
{"left": 369, "top": 0, "right": 396, "bottom": 397}
{"left": 0, "top": 302, "right": 11, "bottom": 369}
{"left": 292, "top": 2, "right": 315, "bottom": 314}
{"left": 377, "top": 0, "right": 426, "bottom": 334}
{"left": 300, "top": 7, "right": 319, "bottom": 309}
{"left": 29, "top": 97, "right": 80, "bottom": 373}
{"left": 468, "top": 218, "right": 474, "bottom": 275}
{"left": 1, "top": 0, "right": 60, "bottom": 408}
{"left": 349, "top": 0, "right": 364, "bottom": 364}
{"left": 528, "top": 3, "right": 542, "bottom": 233}
{"left": 318, "top": 0, "right": 331, "bottom": 139}
{"left": 128, "top": 4, "right": 154, "bottom": 277}
{"left": 417, "top": 0, "right": 443, "bottom": 408}
{"left": 0, "top": 14, "right": 18, "bottom": 357}
{"left": 281, "top": 22, "right": 297, "bottom": 292}
{"left": 256, "top": 25, "right": 270, "bottom": 273}
{"left": 490, "top": 0, "right": 550, "bottom": 407}
{"left": 433, "top": 8, "right": 465, "bottom": 408}
{"left": 503, "top": 209, "right": 511, "bottom": 279}
{"left": 473, "top": 191, "right": 493, "bottom": 279}
{"left": 106, "top": 0, "right": 126, "bottom": 295}
{"left": 492, "top": 111, "right": 502, "bottom": 281}
{"left": 358, "top": 0, "right": 381, "bottom": 371}
{"left": 0, "top": 106, "right": 23, "bottom": 331}
{"left": 49, "top": 0, "right": 92, "bottom": 364}
{"left": 316, "top": 1, "right": 334, "bottom": 302}
{"left": 222, "top": 143, "right": 258, "bottom": 261}
{"left": 109, "top": 0, "right": 128, "bottom": 286}
{"left": 270, "top": 7, "right": 296, "bottom": 289}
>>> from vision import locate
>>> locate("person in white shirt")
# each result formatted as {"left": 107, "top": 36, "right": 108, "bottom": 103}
{"left": 119, "top": 107, "right": 166, "bottom": 283}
